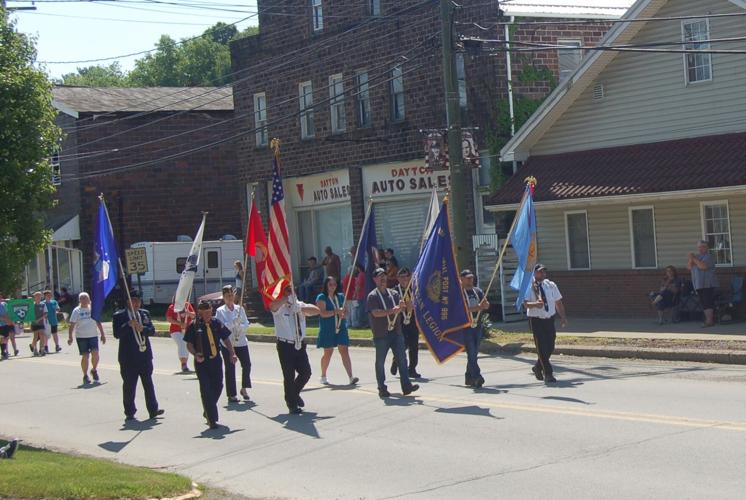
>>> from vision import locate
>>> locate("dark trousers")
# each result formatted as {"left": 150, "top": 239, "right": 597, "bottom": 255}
{"left": 120, "top": 361, "right": 158, "bottom": 418}
{"left": 276, "top": 340, "right": 311, "bottom": 409}
{"left": 463, "top": 326, "right": 483, "bottom": 382}
{"left": 195, "top": 357, "right": 224, "bottom": 424}
{"left": 402, "top": 322, "right": 420, "bottom": 372}
{"left": 222, "top": 345, "right": 252, "bottom": 398}
{"left": 374, "top": 332, "right": 412, "bottom": 391}
{"left": 529, "top": 317, "right": 557, "bottom": 376}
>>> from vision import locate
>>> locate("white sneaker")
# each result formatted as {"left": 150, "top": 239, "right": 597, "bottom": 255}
{"left": 320, "top": 376, "right": 329, "bottom": 385}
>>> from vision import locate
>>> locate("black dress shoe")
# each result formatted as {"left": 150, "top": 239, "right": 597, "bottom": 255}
{"left": 408, "top": 370, "right": 422, "bottom": 379}
{"left": 208, "top": 421, "right": 220, "bottom": 429}
{"left": 544, "top": 374, "right": 557, "bottom": 384}
{"left": 296, "top": 395, "right": 305, "bottom": 408}
{"left": 465, "top": 376, "right": 474, "bottom": 387}
{"left": 390, "top": 360, "right": 398, "bottom": 375}
{"left": 402, "top": 384, "right": 419, "bottom": 396}
{"left": 288, "top": 406, "right": 303, "bottom": 414}
{"left": 474, "top": 376, "right": 485, "bottom": 389}
{"left": 149, "top": 409, "right": 165, "bottom": 419}
{"left": 378, "top": 388, "right": 391, "bottom": 398}
{"left": 125, "top": 415, "right": 136, "bottom": 421}
{"left": 532, "top": 365, "right": 544, "bottom": 381}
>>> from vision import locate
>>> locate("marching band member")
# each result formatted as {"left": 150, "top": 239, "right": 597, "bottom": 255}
{"left": 270, "top": 285, "right": 319, "bottom": 414}
{"left": 390, "top": 268, "right": 421, "bottom": 379}
{"left": 185, "top": 300, "right": 236, "bottom": 429}
{"left": 460, "top": 270, "right": 489, "bottom": 389}
{"left": 216, "top": 285, "right": 252, "bottom": 403}
{"left": 366, "top": 268, "right": 419, "bottom": 398}
{"left": 112, "top": 290, "right": 164, "bottom": 421}
{"left": 316, "top": 276, "right": 358, "bottom": 386}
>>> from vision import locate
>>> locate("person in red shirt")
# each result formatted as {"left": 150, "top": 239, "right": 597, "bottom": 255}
{"left": 166, "top": 298, "right": 196, "bottom": 373}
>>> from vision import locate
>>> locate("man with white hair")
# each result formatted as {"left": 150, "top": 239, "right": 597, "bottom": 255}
{"left": 67, "top": 292, "right": 106, "bottom": 385}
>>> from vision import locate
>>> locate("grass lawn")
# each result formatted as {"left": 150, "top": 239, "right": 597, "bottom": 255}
{"left": 0, "top": 441, "right": 193, "bottom": 499}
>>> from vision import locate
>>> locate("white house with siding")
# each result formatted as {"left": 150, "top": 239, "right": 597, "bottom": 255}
{"left": 488, "top": 0, "right": 746, "bottom": 318}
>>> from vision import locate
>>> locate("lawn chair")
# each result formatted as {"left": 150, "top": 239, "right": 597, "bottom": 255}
{"left": 676, "top": 279, "right": 702, "bottom": 322}
{"left": 715, "top": 275, "right": 743, "bottom": 323}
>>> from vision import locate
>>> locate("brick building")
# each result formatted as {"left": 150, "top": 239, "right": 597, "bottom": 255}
{"left": 229, "top": 0, "right": 627, "bottom": 295}
{"left": 41, "top": 86, "right": 241, "bottom": 297}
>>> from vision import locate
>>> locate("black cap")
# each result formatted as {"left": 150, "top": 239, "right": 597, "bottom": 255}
{"left": 533, "top": 263, "right": 547, "bottom": 272}
{"left": 373, "top": 268, "right": 386, "bottom": 277}
{"left": 129, "top": 289, "right": 142, "bottom": 299}
{"left": 460, "top": 269, "right": 475, "bottom": 278}
{"left": 197, "top": 300, "right": 212, "bottom": 310}
{"left": 397, "top": 267, "right": 411, "bottom": 276}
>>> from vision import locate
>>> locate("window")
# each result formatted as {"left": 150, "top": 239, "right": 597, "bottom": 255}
{"left": 565, "top": 211, "right": 590, "bottom": 270}
{"left": 682, "top": 20, "right": 712, "bottom": 84}
{"left": 253, "top": 92, "right": 268, "bottom": 147}
{"left": 50, "top": 151, "right": 61, "bottom": 186}
{"left": 629, "top": 207, "right": 657, "bottom": 268}
{"left": 456, "top": 52, "right": 467, "bottom": 109}
{"left": 558, "top": 40, "right": 583, "bottom": 83}
{"left": 299, "top": 81, "right": 315, "bottom": 139}
{"left": 369, "top": 0, "right": 381, "bottom": 16}
{"left": 356, "top": 71, "right": 371, "bottom": 127}
{"left": 312, "top": 0, "right": 323, "bottom": 32}
{"left": 701, "top": 201, "right": 732, "bottom": 265}
{"left": 390, "top": 66, "right": 405, "bottom": 121}
{"left": 329, "top": 74, "right": 346, "bottom": 133}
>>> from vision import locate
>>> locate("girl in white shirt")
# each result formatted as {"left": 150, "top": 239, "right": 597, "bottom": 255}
{"left": 216, "top": 285, "right": 251, "bottom": 402}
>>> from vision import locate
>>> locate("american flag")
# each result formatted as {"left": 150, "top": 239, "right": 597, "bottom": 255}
{"left": 264, "top": 147, "right": 292, "bottom": 299}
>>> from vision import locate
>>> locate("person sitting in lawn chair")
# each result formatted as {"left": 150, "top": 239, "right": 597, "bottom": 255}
{"left": 648, "top": 266, "right": 684, "bottom": 324}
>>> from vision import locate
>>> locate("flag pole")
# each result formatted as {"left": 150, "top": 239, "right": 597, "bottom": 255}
{"left": 342, "top": 197, "right": 374, "bottom": 302}
{"left": 475, "top": 177, "right": 536, "bottom": 325}
{"left": 98, "top": 194, "right": 135, "bottom": 318}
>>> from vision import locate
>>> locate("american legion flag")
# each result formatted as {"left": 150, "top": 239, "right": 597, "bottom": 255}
{"left": 411, "top": 199, "right": 471, "bottom": 364}
{"left": 509, "top": 183, "right": 538, "bottom": 311}
{"left": 264, "top": 142, "right": 292, "bottom": 301}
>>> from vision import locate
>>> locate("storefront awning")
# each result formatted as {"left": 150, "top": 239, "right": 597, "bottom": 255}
{"left": 52, "top": 215, "right": 80, "bottom": 242}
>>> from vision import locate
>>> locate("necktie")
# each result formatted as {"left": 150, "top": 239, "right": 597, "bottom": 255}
{"left": 538, "top": 282, "right": 549, "bottom": 312}
{"left": 205, "top": 323, "right": 218, "bottom": 359}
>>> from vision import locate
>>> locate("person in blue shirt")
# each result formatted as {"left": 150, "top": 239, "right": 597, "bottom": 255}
{"left": 316, "top": 276, "right": 358, "bottom": 386}
{"left": 44, "top": 290, "right": 62, "bottom": 353}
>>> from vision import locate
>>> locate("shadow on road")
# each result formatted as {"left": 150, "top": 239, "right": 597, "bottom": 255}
{"left": 73, "top": 381, "right": 108, "bottom": 390}
{"left": 268, "top": 411, "right": 334, "bottom": 439}
{"left": 383, "top": 396, "right": 424, "bottom": 407}
{"left": 433, "top": 405, "right": 502, "bottom": 419}
{"left": 542, "top": 395, "right": 593, "bottom": 405}
{"left": 195, "top": 425, "right": 244, "bottom": 440}
{"left": 97, "top": 419, "right": 161, "bottom": 453}
{"left": 224, "top": 401, "right": 257, "bottom": 412}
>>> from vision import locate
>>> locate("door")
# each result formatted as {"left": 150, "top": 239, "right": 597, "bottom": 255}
{"left": 202, "top": 247, "right": 222, "bottom": 295}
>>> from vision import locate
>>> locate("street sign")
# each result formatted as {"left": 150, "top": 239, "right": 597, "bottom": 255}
{"left": 125, "top": 247, "right": 148, "bottom": 275}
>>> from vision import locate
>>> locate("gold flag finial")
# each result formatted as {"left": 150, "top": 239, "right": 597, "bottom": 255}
{"left": 524, "top": 176, "right": 537, "bottom": 189}
{"left": 271, "top": 138, "right": 281, "bottom": 156}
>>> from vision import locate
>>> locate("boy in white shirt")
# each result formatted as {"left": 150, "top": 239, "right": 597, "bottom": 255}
{"left": 67, "top": 292, "right": 106, "bottom": 385}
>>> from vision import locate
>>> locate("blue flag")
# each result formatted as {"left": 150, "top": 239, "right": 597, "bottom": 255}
{"left": 354, "top": 207, "right": 379, "bottom": 295}
{"left": 509, "top": 186, "right": 538, "bottom": 311}
{"left": 91, "top": 199, "right": 119, "bottom": 321}
{"left": 412, "top": 200, "right": 470, "bottom": 364}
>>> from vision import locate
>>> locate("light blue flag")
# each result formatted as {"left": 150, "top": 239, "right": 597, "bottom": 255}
{"left": 509, "top": 186, "right": 538, "bottom": 311}
{"left": 91, "top": 199, "right": 119, "bottom": 321}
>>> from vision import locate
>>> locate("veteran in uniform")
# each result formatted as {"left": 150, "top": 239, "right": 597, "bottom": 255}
{"left": 112, "top": 290, "right": 164, "bottom": 421}
{"left": 460, "top": 270, "right": 489, "bottom": 388}
{"left": 390, "top": 267, "right": 421, "bottom": 379}
{"left": 185, "top": 300, "right": 237, "bottom": 429}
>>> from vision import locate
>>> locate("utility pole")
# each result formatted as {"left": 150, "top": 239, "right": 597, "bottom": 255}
{"left": 440, "top": 0, "right": 471, "bottom": 269}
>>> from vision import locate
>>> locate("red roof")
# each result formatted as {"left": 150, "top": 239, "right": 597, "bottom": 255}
{"left": 488, "top": 132, "right": 746, "bottom": 206}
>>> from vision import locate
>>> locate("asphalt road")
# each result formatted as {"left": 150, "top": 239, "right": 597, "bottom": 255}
{"left": 2, "top": 335, "right": 746, "bottom": 500}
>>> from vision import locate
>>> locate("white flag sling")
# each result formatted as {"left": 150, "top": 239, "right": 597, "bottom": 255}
{"left": 173, "top": 214, "right": 207, "bottom": 312}
{"left": 421, "top": 189, "right": 440, "bottom": 253}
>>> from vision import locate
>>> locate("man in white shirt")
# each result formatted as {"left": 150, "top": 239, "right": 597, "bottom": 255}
{"left": 524, "top": 264, "right": 567, "bottom": 384}
{"left": 216, "top": 285, "right": 252, "bottom": 403}
{"left": 270, "top": 285, "right": 320, "bottom": 414}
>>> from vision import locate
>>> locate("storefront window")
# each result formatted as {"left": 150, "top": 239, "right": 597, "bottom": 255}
{"left": 296, "top": 206, "right": 353, "bottom": 280}
{"left": 374, "top": 199, "right": 430, "bottom": 270}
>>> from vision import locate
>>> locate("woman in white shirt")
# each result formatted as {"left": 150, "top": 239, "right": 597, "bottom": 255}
{"left": 67, "top": 292, "right": 106, "bottom": 385}
{"left": 216, "top": 285, "right": 251, "bottom": 402}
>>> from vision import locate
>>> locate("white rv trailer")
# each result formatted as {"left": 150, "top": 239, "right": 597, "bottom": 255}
{"left": 129, "top": 239, "right": 243, "bottom": 304}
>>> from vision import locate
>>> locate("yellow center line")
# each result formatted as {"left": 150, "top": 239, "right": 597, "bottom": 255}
{"left": 16, "top": 357, "right": 746, "bottom": 432}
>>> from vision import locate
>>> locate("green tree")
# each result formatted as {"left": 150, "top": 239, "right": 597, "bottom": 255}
{"left": 0, "top": 9, "right": 62, "bottom": 294}
{"left": 127, "top": 34, "right": 182, "bottom": 87}
{"left": 204, "top": 21, "right": 238, "bottom": 45}
{"left": 60, "top": 62, "right": 128, "bottom": 87}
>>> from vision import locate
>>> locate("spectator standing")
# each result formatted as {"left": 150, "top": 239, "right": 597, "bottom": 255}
{"left": 29, "top": 292, "right": 48, "bottom": 357}
{"left": 321, "top": 246, "right": 341, "bottom": 282}
{"left": 688, "top": 240, "right": 719, "bottom": 327}
{"left": 234, "top": 260, "right": 244, "bottom": 299}
{"left": 44, "top": 290, "right": 62, "bottom": 353}
{"left": 0, "top": 295, "right": 13, "bottom": 360}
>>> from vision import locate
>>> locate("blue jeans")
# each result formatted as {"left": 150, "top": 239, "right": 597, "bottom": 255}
{"left": 463, "top": 326, "right": 483, "bottom": 382}
{"left": 298, "top": 282, "right": 315, "bottom": 302}
{"left": 374, "top": 332, "right": 411, "bottom": 391}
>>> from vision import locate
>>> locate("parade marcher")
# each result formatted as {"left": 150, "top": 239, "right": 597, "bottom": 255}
{"left": 524, "top": 264, "right": 567, "bottom": 384}
{"left": 44, "top": 290, "right": 62, "bottom": 353}
{"left": 112, "top": 290, "right": 164, "bottom": 421}
{"left": 216, "top": 285, "right": 252, "bottom": 403}
{"left": 67, "top": 292, "right": 106, "bottom": 384}
{"left": 0, "top": 295, "right": 12, "bottom": 360}
{"left": 29, "top": 291, "right": 48, "bottom": 357}
{"left": 166, "top": 297, "right": 196, "bottom": 373}
{"left": 270, "top": 285, "right": 320, "bottom": 414}
{"left": 185, "top": 300, "right": 237, "bottom": 429}
{"left": 390, "top": 268, "right": 421, "bottom": 379}
{"left": 367, "top": 268, "right": 419, "bottom": 398}
{"left": 316, "top": 276, "right": 359, "bottom": 386}
{"left": 460, "top": 270, "right": 489, "bottom": 388}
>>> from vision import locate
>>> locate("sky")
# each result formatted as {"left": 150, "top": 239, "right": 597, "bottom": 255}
{"left": 7, "top": 0, "right": 259, "bottom": 79}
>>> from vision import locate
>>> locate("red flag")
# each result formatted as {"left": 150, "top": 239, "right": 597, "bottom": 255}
{"left": 264, "top": 146, "right": 292, "bottom": 301}
{"left": 246, "top": 199, "right": 272, "bottom": 309}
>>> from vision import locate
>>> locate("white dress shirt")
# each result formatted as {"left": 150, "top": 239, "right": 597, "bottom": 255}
{"left": 216, "top": 304, "right": 250, "bottom": 348}
{"left": 524, "top": 279, "right": 563, "bottom": 319}
{"left": 272, "top": 299, "right": 308, "bottom": 342}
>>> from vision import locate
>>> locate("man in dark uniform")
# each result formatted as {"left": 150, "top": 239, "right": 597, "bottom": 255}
{"left": 112, "top": 290, "right": 164, "bottom": 421}
{"left": 390, "top": 268, "right": 421, "bottom": 379}
{"left": 460, "top": 269, "right": 489, "bottom": 389}
{"left": 185, "top": 300, "right": 237, "bottom": 429}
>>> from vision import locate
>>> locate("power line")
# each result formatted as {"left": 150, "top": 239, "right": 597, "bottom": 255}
{"left": 18, "top": 10, "right": 227, "bottom": 25}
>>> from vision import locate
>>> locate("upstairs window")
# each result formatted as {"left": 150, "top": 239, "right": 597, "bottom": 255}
{"left": 390, "top": 66, "right": 405, "bottom": 121}
{"left": 356, "top": 71, "right": 372, "bottom": 127}
{"left": 253, "top": 92, "right": 268, "bottom": 147}
{"left": 299, "top": 81, "right": 315, "bottom": 139}
{"left": 369, "top": 0, "right": 381, "bottom": 16}
{"left": 329, "top": 74, "right": 346, "bottom": 134}
{"left": 682, "top": 20, "right": 712, "bottom": 84}
{"left": 558, "top": 40, "right": 583, "bottom": 83}
{"left": 312, "top": 0, "right": 323, "bottom": 32}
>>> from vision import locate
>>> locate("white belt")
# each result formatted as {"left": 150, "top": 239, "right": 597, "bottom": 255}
{"left": 277, "top": 337, "right": 303, "bottom": 344}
